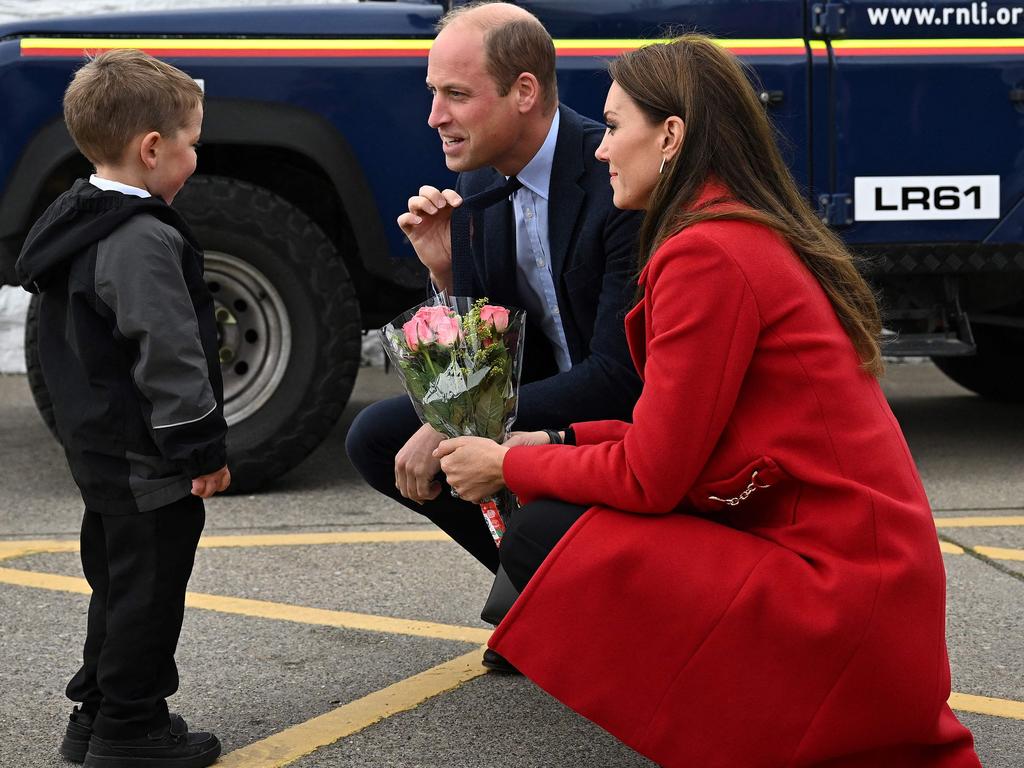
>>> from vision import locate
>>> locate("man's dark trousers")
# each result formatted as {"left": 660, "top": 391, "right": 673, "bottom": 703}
{"left": 66, "top": 494, "right": 205, "bottom": 739}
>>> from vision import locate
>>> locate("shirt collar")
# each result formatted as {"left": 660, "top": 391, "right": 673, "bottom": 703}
{"left": 512, "top": 109, "right": 560, "bottom": 201}
{"left": 89, "top": 174, "right": 151, "bottom": 198}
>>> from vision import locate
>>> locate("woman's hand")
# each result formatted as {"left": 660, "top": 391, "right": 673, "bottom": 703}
{"left": 433, "top": 436, "right": 509, "bottom": 503}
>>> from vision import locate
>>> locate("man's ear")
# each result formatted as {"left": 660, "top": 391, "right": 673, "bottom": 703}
{"left": 514, "top": 72, "right": 540, "bottom": 113}
{"left": 139, "top": 131, "right": 161, "bottom": 170}
{"left": 661, "top": 116, "right": 685, "bottom": 160}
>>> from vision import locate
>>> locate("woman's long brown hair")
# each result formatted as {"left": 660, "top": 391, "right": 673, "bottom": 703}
{"left": 610, "top": 35, "right": 884, "bottom": 376}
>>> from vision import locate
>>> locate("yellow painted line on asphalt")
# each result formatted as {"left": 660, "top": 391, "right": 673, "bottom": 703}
{"left": 0, "top": 567, "right": 90, "bottom": 594}
{"left": 6, "top": 565, "right": 1024, "bottom": 730}
{"left": 973, "top": 546, "right": 1024, "bottom": 562}
{"left": 935, "top": 516, "right": 1024, "bottom": 528}
{"left": 0, "top": 539, "right": 78, "bottom": 561}
{"left": 207, "top": 671, "right": 1024, "bottom": 768}
{"left": 940, "top": 541, "right": 1024, "bottom": 560}
{"left": 1, "top": 530, "right": 1018, "bottom": 567}
{"left": 949, "top": 692, "right": 1024, "bottom": 721}
{"left": 198, "top": 531, "right": 450, "bottom": 548}
{"left": 216, "top": 646, "right": 489, "bottom": 768}
{"left": 182, "top": 592, "right": 491, "bottom": 643}
{"left": 213, "top": 679, "right": 1024, "bottom": 768}
{"left": 0, "top": 530, "right": 450, "bottom": 561}
{"left": 0, "top": 567, "right": 491, "bottom": 644}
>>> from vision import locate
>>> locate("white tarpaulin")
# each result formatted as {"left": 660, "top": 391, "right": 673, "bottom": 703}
{"left": 0, "top": 286, "right": 29, "bottom": 373}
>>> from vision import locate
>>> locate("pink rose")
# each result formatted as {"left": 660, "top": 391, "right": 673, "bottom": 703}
{"left": 417, "top": 305, "right": 456, "bottom": 329}
{"left": 480, "top": 305, "right": 510, "bottom": 333}
{"left": 402, "top": 316, "right": 434, "bottom": 351}
{"left": 434, "top": 315, "right": 463, "bottom": 346}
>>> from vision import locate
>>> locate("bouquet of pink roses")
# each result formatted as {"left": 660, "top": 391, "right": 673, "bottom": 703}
{"left": 380, "top": 296, "right": 526, "bottom": 544}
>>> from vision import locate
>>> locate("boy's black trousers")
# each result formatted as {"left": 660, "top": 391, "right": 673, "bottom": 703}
{"left": 65, "top": 494, "right": 205, "bottom": 740}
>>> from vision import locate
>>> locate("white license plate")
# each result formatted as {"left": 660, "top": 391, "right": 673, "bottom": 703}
{"left": 854, "top": 175, "right": 999, "bottom": 221}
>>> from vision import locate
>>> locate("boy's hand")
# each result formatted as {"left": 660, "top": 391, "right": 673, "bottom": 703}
{"left": 192, "top": 465, "right": 231, "bottom": 498}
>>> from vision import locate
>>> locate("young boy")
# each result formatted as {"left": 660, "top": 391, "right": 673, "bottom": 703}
{"left": 15, "top": 49, "right": 229, "bottom": 768}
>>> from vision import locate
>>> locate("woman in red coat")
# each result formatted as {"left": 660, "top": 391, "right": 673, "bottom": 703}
{"left": 435, "top": 35, "right": 980, "bottom": 768}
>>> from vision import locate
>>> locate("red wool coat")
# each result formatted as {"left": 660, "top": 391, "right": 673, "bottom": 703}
{"left": 493, "top": 191, "right": 981, "bottom": 767}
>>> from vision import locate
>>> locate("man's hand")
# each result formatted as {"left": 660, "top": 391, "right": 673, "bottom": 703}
{"left": 504, "top": 430, "right": 554, "bottom": 448}
{"left": 433, "top": 436, "right": 508, "bottom": 504}
{"left": 191, "top": 465, "right": 231, "bottom": 498}
{"left": 397, "top": 185, "right": 463, "bottom": 293}
{"left": 395, "top": 423, "right": 446, "bottom": 503}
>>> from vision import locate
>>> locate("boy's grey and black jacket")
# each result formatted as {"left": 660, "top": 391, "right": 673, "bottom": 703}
{"left": 16, "top": 179, "right": 227, "bottom": 514}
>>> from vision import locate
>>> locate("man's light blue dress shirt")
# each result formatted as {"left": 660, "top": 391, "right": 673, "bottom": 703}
{"left": 510, "top": 110, "right": 572, "bottom": 373}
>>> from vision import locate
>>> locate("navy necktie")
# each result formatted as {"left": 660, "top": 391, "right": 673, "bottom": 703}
{"left": 462, "top": 175, "right": 524, "bottom": 213}
{"left": 449, "top": 175, "right": 523, "bottom": 294}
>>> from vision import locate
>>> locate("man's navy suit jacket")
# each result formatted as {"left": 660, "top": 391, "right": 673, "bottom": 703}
{"left": 452, "top": 104, "right": 642, "bottom": 430}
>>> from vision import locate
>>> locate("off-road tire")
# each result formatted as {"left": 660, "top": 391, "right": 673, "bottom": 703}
{"left": 932, "top": 322, "right": 1024, "bottom": 402}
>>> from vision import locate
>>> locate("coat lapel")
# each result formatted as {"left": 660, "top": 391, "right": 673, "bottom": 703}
{"left": 548, "top": 105, "right": 586, "bottom": 284}
{"left": 624, "top": 300, "right": 646, "bottom": 382}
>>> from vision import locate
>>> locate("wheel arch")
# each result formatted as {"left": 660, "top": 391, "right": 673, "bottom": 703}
{"left": 200, "top": 100, "right": 389, "bottom": 277}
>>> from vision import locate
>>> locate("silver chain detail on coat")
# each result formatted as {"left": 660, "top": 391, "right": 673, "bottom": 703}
{"left": 708, "top": 470, "right": 772, "bottom": 507}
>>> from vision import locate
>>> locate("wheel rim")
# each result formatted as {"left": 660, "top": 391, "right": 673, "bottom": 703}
{"left": 204, "top": 251, "right": 292, "bottom": 426}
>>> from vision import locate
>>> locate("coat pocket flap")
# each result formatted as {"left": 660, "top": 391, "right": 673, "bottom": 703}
{"left": 686, "top": 456, "right": 789, "bottom": 514}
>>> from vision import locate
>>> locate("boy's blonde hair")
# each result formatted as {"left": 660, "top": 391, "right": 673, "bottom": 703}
{"left": 63, "top": 48, "right": 204, "bottom": 166}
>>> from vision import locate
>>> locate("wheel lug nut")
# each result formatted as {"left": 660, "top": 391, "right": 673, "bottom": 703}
{"left": 220, "top": 347, "right": 235, "bottom": 364}
{"left": 216, "top": 307, "right": 237, "bottom": 325}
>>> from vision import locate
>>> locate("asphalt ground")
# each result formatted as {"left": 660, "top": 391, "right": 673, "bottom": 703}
{"left": 1, "top": 360, "right": 1022, "bottom": 767}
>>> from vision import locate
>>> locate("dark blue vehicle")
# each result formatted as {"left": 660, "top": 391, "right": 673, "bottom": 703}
{"left": 1, "top": 0, "right": 1021, "bottom": 489}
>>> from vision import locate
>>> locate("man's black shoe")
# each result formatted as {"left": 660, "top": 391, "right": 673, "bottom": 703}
{"left": 83, "top": 715, "right": 219, "bottom": 768}
{"left": 482, "top": 648, "right": 521, "bottom": 675}
{"left": 60, "top": 706, "right": 96, "bottom": 763}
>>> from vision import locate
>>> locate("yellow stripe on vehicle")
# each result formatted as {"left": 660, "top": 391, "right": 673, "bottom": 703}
{"left": 833, "top": 37, "right": 1024, "bottom": 49}
{"left": 18, "top": 37, "right": 811, "bottom": 58}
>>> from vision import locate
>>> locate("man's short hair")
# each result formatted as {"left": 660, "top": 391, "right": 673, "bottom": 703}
{"left": 63, "top": 48, "right": 204, "bottom": 166}
{"left": 438, "top": 2, "right": 558, "bottom": 112}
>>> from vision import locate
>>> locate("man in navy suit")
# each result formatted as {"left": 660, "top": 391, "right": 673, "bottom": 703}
{"left": 346, "top": 1, "right": 640, "bottom": 608}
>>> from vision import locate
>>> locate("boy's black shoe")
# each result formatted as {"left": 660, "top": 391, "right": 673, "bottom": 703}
{"left": 83, "top": 715, "right": 219, "bottom": 768}
{"left": 60, "top": 706, "right": 96, "bottom": 763}
{"left": 61, "top": 711, "right": 188, "bottom": 764}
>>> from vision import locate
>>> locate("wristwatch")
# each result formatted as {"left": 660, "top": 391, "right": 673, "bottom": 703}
{"left": 542, "top": 426, "right": 576, "bottom": 445}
